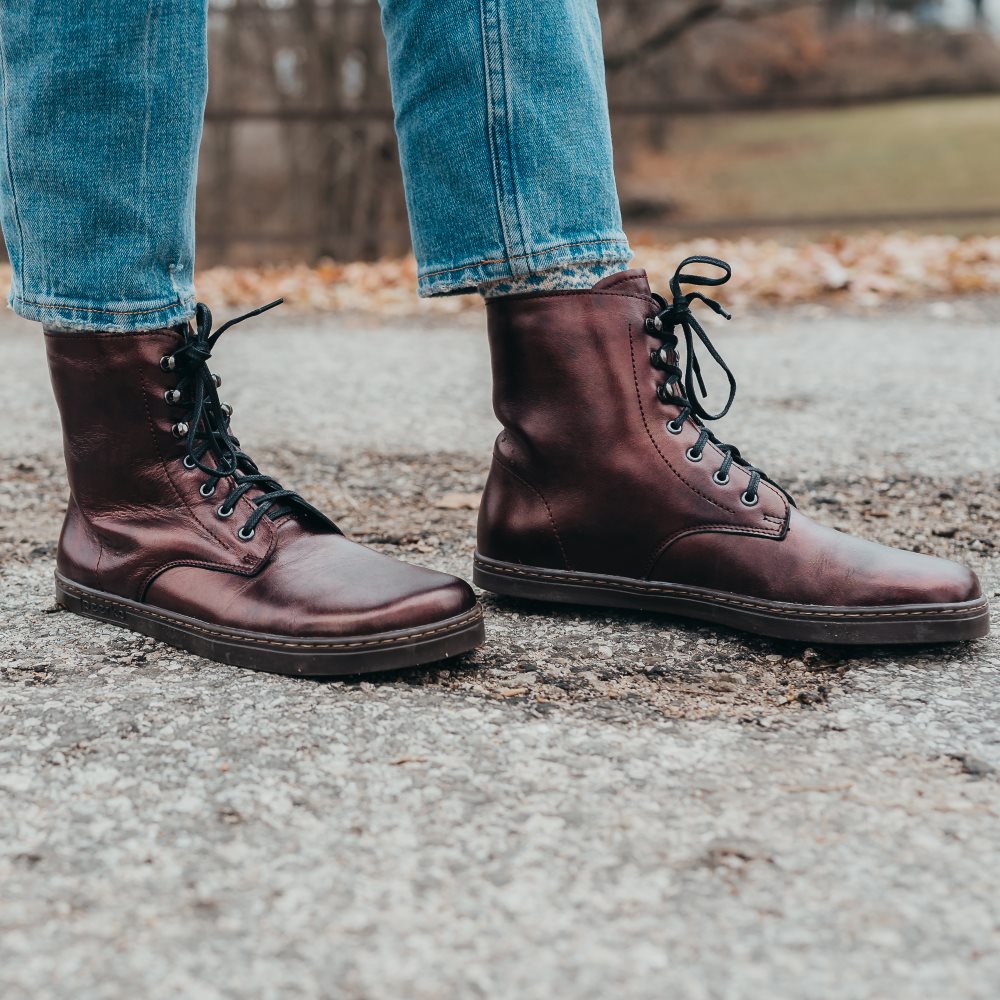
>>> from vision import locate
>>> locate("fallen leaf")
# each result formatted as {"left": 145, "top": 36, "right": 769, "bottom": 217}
{"left": 434, "top": 492, "right": 481, "bottom": 510}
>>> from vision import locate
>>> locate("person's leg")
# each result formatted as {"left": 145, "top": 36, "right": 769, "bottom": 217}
{"left": 2, "top": 2, "right": 484, "bottom": 673}
{"left": 380, "top": 0, "right": 988, "bottom": 645}
{"left": 0, "top": 0, "right": 203, "bottom": 330}
{"left": 379, "top": 0, "right": 632, "bottom": 299}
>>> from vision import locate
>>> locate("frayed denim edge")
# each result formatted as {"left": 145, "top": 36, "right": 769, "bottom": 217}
{"left": 417, "top": 236, "right": 633, "bottom": 298}
{"left": 9, "top": 290, "right": 197, "bottom": 332}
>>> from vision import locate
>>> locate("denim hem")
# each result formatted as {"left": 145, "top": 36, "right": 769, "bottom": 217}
{"left": 9, "top": 290, "right": 197, "bottom": 332}
{"left": 416, "top": 236, "right": 633, "bottom": 298}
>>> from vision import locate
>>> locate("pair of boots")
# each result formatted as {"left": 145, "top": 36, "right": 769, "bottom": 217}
{"left": 45, "top": 261, "right": 989, "bottom": 676}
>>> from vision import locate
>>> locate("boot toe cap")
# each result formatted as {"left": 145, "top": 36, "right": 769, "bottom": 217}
{"left": 145, "top": 531, "right": 480, "bottom": 639}
{"left": 904, "top": 557, "right": 982, "bottom": 606}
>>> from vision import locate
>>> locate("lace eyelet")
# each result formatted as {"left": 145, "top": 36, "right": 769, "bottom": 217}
{"left": 645, "top": 316, "right": 663, "bottom": 334}
{"left": 182, "top": 455, "right": 196, "bottom": 470}
{"left": 164, "top": 389, "right": 182, "bottom": 405}
{"left": 741, "top": 491, "right": 759, "bottom": 507}
{"left": 171, "top": 422, "right": 189, "bottom": 439}
{"left": 199, "top": 482, "right": 216, "bottom": 498}
{"left": 238, "top": 526, "right": 256, "bottom": 541}
{"left": 212, "top": 373, "right": 222, "bottom": 388}
{"left": 712, "top": 470, "right": 730, "bottom": 486}
{"left": 666, "top": 420, "right": 684, "bottom": 435}
{"left": 685, "top": 447, "right": 703, "bottom": 463}
{"left": 217, "top": 504, "right": 234, "bottom": 519}
{"left": 160, "top": 355, "right": 176, "bottom": 372}
{"left": 656, "top": 384, "right": 673, "bottom": 404}
{"left": 220, "top": 402, "right": 233, "bottom": 417}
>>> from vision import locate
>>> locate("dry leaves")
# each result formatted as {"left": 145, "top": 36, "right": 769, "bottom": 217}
{"left": 4, "top": 232, "right": 998, "bottom": 318}
{"left": 433, "top": 493, "right": 481, "bottom": 510}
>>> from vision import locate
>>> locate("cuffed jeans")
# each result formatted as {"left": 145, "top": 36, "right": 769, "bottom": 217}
{"left": 0, "top": 0, "right": 630, "bottom": 331}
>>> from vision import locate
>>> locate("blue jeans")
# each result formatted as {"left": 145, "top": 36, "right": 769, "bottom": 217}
{"left": 0, "top": 0, "right": 630, "bottom": 331}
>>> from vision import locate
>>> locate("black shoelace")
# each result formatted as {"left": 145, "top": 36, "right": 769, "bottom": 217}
{"left": 162, "top": 300, "right": 334, "bottom": 540}
{"left": 646, "top": 255, "right": 794, "bottom": 508}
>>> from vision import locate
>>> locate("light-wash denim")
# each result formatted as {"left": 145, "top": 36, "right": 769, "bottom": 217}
{"left": 0, "top": 1, "right": 208, "bottom": 331}
{"left": 379, "top": 0, "right": 631, "bottom": 297}
{"left": 0, "top": 0, "right": 630, "bottom": 331}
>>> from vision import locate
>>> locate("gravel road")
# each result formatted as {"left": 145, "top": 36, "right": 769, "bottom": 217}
{"left": 1, "top": 300, "right": 998, "bottom": 1000}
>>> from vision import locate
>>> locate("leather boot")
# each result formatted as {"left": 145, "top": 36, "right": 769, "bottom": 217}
{"left": 45, "top": 302, "right": 484, "bottom": 676}
{"left": 474, "top": 260, "right": 989, "bottom": 644}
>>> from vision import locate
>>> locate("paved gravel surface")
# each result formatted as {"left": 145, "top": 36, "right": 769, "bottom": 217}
{"left": 2, "top": 300, "right": 999, "bottom": 999}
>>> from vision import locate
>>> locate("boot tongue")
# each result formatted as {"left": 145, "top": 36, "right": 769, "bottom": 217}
{"left": 591, "top": 268, "right": 652, "bottom": 297}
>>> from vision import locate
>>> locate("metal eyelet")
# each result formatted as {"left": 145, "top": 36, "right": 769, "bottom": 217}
{"left": 199, "top": 482, "right": 216, "bottom": 498}
{"left": 741, "top": 491, "right": 759, "bottom": 507}
{"left": 712, "top": 470, "right": 730, "bottom": 486}
{"left": 685, "top": 447, "right": 703, "bottom": 463}
{"left": 217, "top": 504, "right": 234, "bottom": 519}
{"left": 645, "top": 316, "right": 663, "bottom": 334}
{"left": 656, "top": 384, "right": 673, "bottom": 404}
{"left": 182, "top": 455, "right": 196, "bottom": 470}
{"left": 160, "top": 355, "right": 176, "bottom": 372}
{"left": 220, "top": 402, "right": 233, "bottom": 417}
{"left": 237, "top": 526, "right": 256, "bottom": 541}
{"left": 171, "top": 422, "right": 189, "bottom": 439}
{"left": 164, "top": 389, "right": 182, "bottom": 405}
{"left": 666, "top": 420, "right": 684, "bottom": 435}
{"left": 212, "top": 373, "right": 222, "bottom": 388}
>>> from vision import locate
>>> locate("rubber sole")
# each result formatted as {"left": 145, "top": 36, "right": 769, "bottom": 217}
{"left": 473, "top": 553, "right": 991, "bottom": 646}
{"left": 56, "top": 573, "right": 486, "bottom": 677}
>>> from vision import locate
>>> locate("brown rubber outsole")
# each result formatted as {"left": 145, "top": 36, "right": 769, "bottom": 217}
{"left": 473, "top": 553, "right": 991, "bottom": 646}
{"left": 56, "top": 573, "right": 486, "bottom": 677}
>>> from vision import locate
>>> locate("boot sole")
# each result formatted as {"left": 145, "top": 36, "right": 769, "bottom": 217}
{"left": 473, "top": 553, "right": 991, "bottom": 646}
{"left": 55, "top": 573, "right": 486, "bottom": 677}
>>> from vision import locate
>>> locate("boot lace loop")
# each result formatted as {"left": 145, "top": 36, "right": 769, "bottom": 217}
{"left": 166, "top": 300, "right": 335, "bottom": 539}
{"left": 647, "top": 256, "right": 795, "bottom": 508}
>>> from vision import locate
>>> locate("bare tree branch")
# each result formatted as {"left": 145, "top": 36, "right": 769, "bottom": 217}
{"left": 603, "top": 0, "right": 824, "bottom": 71}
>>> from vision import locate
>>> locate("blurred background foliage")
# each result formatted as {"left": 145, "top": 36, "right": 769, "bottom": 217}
{"left": 198, "top": 0, "right": 1000, "bottom": 264}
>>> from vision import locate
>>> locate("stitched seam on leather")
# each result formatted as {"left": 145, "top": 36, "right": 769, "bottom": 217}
{"left": 139, "top": 366, "right": 242, "bottom": 557}
{"left": 134, "top": 363, "right": 275, "bottom": 599}
{"left": 642, "top": 523, "right": 783, "bottom": 579}
{"left": 93, "top": 527, "right": 106, "bottom": 591}
{"left": 493, "top": 452, "right": 570, "bottom": 570}
{"left": 474, "top": 560, "right": 987, "bottom": 620}
{"left": 628, "top": 321, "right": 773, "bottom": 524}
{"left": 138, "top": 557, "right": 264, "bottom": 602}
{"left": 60, "top": 579, "right": 482, "bottom": 649}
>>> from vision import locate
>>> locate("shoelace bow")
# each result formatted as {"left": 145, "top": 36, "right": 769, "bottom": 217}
{"left": 167, "top": 300, "right": 335, "bottom": 540}
{"left": 646, "top": 255, "right": 794, "bottom": 507}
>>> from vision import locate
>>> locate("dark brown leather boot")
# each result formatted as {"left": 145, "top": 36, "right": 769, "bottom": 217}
{"left": 474, "top": 260, "right": 990, "bottom": 644}
{"left": 45, "top": 302, "right": 484, "bottom": 676}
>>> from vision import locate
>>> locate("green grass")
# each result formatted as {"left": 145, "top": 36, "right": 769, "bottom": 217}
{"left": 625, "top": 95, "right": 1000, "bottom": 235}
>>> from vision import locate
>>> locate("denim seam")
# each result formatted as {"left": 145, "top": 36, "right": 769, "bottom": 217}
{"left": 0, "top": 27, "right": 27, "bottom": 301}
{"left": 420, "top": 237, "right": 630, "bottom": 279}
{"left": 479, "top": 0, "right": 531, "bottom": 277}
{"left": 13, "top": 295, "right": 187, "bottom": 317}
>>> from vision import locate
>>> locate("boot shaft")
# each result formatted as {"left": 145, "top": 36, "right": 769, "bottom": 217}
{"left": 45, "top": 326, "right": 189, "bottom": 511}
{"left": 485, "top": 270, "right": 659, "bottom": 458}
